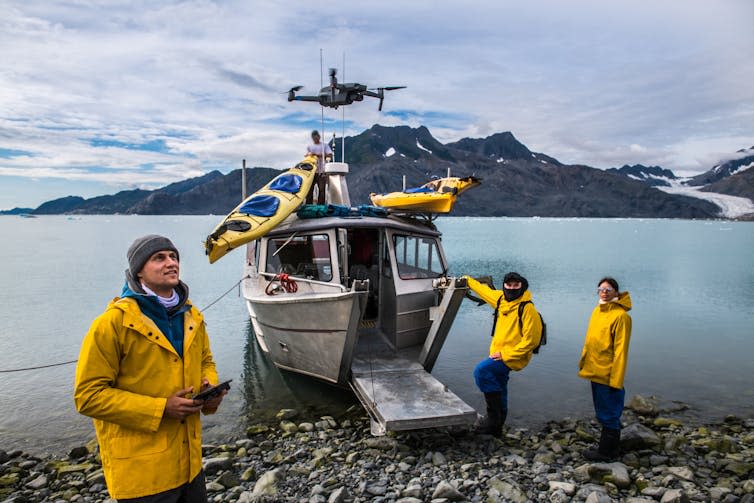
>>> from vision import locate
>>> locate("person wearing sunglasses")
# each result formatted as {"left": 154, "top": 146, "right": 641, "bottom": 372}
{"left": 578, "top": 277, "right": 633, "bottom": 461}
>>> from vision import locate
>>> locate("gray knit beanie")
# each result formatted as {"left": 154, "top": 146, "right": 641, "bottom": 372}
{"left": 127, "top": 235, "right": 179, "bottom": 279}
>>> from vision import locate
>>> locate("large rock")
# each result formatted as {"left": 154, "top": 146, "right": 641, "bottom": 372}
{"left": 431, "top": 451, "right": 447, "bottom": 466}
{"left": 25, "top": 474, "right": 48, "bottom": 490}
{"left": 203, "top": 456, "right": 233, "bottom": 475}
{"left": 252, "top": 468, "right": 284, "bottom": 498}
{"left": 588, "top": 462, "right": 631, "bottom": 488}
{"left": 622, "top": 423, "right": 661, "bottom": 450}
{"left": 548, "top": 481, "right": 576, "bottom": 495}
{"left": 328, "top": 486, "right": 349, "bottom": 503}
{"left": 660, "top": 488, "right": 688, "bottom": 503}
{"left": 246, "top": 424, "right": 270, "bottom": 436}
{"left": 215, "top": 471, "right": 240, "bottom": 488}
{"left": 68, "top": 446, "right": 89, "bottom": 459}
{"left": 628, "top": 394, "right": 660, "bottom": 415}
{"left": 724, "top": 462, "right": 754, "bottom": 477}
{"left": 364, "top": 437, "right": 397, "bottom": 451}
{"left": 432, "top": 480, "right": 464, "bottom": 501}
{"left": 743, "top": 480, "right": 754, "bottom": 494}
{"left": 700, "top": 436, "right": 738, "bottom": 453}
{"left": 0, "top": 473, "right": 20, "bottom": 487}
{"left": 276, "top": 408, "right": 298, "bottom": 420}
{"left": 585, "top": 491, "right": 612, "bottom": 503}
{"left": 667, "top": 466, "right": 694, "bottom": 482}
{"left": 57, "top": 462, "right": 93, "bottom": 474}
{"left": 488, "top": 477, "right": 527, "bottom": 503}
{"left": 279, "top": 421, "right": 298, "bottom": 434}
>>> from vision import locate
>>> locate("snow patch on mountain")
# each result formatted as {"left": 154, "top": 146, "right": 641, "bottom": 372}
{"left": 416, "top": 140, "right": 432, "bottom": 154}
{"left": 731, "top": 161, "right": 754, "bottom": 176}
{"left": 384, "top": 147, "right": 396, "bottom": 157}
{"left": 657, "top": 181, "right": 754, "bottom": 218}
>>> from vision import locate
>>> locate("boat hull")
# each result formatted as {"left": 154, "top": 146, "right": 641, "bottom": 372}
{"left": 246, "top": 291, "right": 366, "bottom": 385}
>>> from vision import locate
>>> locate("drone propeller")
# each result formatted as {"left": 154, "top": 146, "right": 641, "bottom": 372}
{"left": 286, "top": 85, "right": 303, "bottom": 101}
{"left": 368, "top": 86, "right": 407, "bottom": 91}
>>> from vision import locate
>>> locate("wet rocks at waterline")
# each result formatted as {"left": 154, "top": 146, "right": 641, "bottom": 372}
{"left": 1, "top": 397, "right": 753, "bottom": 502}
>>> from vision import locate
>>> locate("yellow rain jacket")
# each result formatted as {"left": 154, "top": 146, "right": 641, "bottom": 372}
{"left": 466, "top": 277, "right": 543, "bottom": 371}
{"left": 578, "top": 292, "right": 632, "bottom": 389}
{"left": 74, "top": 297, "right": 218, "bottom": 500}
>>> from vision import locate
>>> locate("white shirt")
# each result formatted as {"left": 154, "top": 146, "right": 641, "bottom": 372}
{"left": 307, "top": 142, "right": 333, "bottom": 169}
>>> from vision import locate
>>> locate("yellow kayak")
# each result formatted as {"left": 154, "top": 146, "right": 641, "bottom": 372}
{"left": 205, "top": 157, "right": 317, "bottom": 263}
{"left": 370, "top": 176, "right": 481, "bottom": 213}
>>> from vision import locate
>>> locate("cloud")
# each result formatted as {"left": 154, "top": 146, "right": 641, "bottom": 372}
{"left": 1, "top": 0, "right": 753, "bottom": 208}
{"left": 214, "top": 67, "right": 274, "bottom": 92}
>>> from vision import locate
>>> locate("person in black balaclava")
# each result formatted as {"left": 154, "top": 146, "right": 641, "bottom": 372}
{"left": 502, "top": 272, "right": 528, "bottom": 301}
{"left": 463, "top": 271, "right": 543, "bottom": 437}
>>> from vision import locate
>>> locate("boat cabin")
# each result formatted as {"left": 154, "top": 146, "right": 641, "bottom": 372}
{"left": 260, "top": 216, "right": 446, "bottom": 348}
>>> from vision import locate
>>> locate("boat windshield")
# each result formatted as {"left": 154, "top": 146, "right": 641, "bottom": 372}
{"left": 266, "top": 234, "right": 333, "bottom": 281}
{"left": 393, "top": 234, "right": 445, "bottom": 279}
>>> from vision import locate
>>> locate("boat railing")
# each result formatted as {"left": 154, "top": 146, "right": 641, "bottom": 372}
{"left": 258, "top": 271, "right": 349, "bottom": 293}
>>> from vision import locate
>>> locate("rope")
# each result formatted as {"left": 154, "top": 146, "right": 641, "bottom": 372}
{"left": 0, "top": 360, "right": 79, "bottom": 373}
{"left": 264, "top": 273, "right": 298, "bottom": 295}
{"left": 198, "top": 275, "right": 250, "bottom": 312}
{"left": 0, "top": 275, "right": 250, "bottom": 374}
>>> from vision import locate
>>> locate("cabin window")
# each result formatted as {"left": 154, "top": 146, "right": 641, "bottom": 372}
{"left": 392, "top": 235, "right": 445, "bottom": 279}
{"left": 266, "top": 234, "right": 333, "bottom": 281}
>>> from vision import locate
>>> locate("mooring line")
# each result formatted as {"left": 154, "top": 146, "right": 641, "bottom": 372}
{"left": 0, "top": 275, "right": 251, "bottom": 373}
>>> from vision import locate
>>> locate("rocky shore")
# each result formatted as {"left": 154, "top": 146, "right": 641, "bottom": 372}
{"left": 1, "top": 395, "right": 752, "bottom": 503}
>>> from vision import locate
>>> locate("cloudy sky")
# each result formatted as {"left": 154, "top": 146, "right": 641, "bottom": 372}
{"left": 1, "top": 0, "right": 753, "bottom": 209}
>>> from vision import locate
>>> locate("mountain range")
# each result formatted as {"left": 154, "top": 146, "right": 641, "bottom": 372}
{"left": 3, "top": 125, "right": 752, "bottom": 219}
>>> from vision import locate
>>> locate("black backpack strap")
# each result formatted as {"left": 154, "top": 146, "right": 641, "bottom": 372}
{"left": 517, "top": 300, "right": 531, "bottom": 333}
{"left": 490, "top": 294, "right": 504, "bottom": 337}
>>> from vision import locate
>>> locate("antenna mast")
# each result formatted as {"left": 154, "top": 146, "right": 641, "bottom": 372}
{"left": 342, "top": 52, "right": 346, "bottom": 163}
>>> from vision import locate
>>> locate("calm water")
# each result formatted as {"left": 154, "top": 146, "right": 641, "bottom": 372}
{"left": 1, "top": 216, "right": 752, "bottom": 452}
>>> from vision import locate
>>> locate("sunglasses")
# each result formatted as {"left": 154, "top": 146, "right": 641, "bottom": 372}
{"left": 597, "top": 287, "right": 615, "bottom": 293}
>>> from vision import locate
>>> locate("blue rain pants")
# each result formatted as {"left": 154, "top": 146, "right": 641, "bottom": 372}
{"left": 473, "top": 357, "right": 511, "bottom": 409}
{"left": 591, "top": 381, "right": 625, "bottom": 430}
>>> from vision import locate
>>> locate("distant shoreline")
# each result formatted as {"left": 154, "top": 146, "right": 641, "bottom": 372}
{"left": 2, "top": 213, "right": 753, "bottom": 221}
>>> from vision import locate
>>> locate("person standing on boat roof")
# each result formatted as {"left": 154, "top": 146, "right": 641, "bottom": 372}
{"left": 305, "top": 129, "right": 333, "bottom": 205}
{"left": 464, "top": 272, "right": 543, "bottom": 437}
{"left": 579, "top": 277, "right": 632, "bottom": 461}
{"left": 74, "top": 235, "right": 226, "bottom": 502}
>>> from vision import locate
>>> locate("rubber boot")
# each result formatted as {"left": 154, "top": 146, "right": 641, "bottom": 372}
{"left": 474, "top": 392, "right": 505, "bottom": 437}
{"left": 583, "top": 427, "right": 621, "bottom": 461}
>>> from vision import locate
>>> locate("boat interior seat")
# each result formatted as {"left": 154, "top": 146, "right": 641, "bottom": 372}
{"left": 350, "top": 265, "right": 378, "bottom": 293}
{"left": 296, "top": 263, "right": 318, "bottom": 278}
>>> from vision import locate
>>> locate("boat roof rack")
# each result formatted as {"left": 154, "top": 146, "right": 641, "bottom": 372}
{"left": 266, "top": 214, "right": 440, "bottom": 237}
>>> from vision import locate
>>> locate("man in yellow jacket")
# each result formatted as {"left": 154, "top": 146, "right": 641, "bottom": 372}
{"left": 466, "top": 272, "right": 543, "bottom": 437}
{"left": 74, "top": 235, "right": 224, "bottom": 502}
{"left": 578, "top": 276, "right": 632, "bottom": 461}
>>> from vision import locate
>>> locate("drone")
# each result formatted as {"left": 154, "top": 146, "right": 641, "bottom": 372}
{"left": 287, "top": 68, "right": 405, "bottom": 111}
